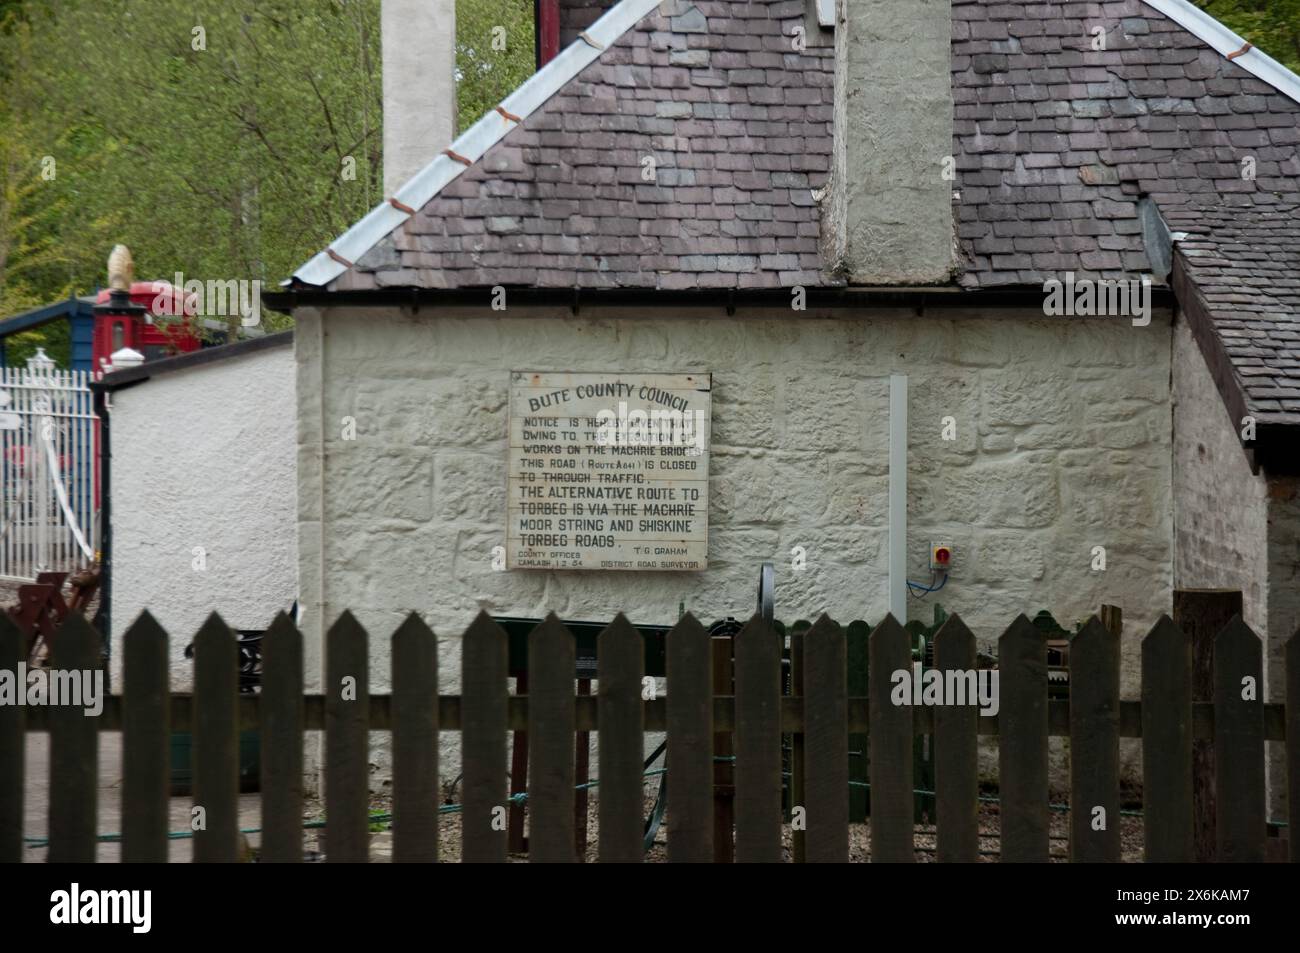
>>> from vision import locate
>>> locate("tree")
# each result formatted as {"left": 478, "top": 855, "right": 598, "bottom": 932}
{"left": 1197, "top": 0, "right": 1300, "bottom": 72}
{"left": 0, "top": 0, "right": 537, "bottom": 362}
{"left": 455, "top": 0, "right": 535, "bottom": 132}
{"left": 1, "top": 0, "right": 387, "bottom": 348}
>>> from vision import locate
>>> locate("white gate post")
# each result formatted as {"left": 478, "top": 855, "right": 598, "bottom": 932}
{"left": 27, "top": 349, "right": 56, "bottom": 575}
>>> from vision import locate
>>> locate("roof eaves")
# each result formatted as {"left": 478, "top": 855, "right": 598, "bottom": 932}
{"left": 0, "top": 295, "right": 97, "bottom": 335}
{"left": 1144, "top": 0, "right": 1300, "bottom": 106}
{"left": 288, "top": 0, "right": 663, "bottom": 290}
{"left": 90, "top": 330, "right": 294, "bottom": 392}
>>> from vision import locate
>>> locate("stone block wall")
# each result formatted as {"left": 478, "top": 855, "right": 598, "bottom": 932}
{"left": 295, "top": 305, "right": 1175, "bottom": 788}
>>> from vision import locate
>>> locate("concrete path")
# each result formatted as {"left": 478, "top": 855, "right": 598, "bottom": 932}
{"left": 21, "top": 732, "right": 264, "bottom": 862}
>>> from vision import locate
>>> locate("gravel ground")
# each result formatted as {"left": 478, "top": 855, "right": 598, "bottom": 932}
{"left": 305, "top": 787, "right": 1149, "bottom": 862}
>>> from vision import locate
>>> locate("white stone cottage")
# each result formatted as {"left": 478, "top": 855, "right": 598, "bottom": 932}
{"left": 267, "top": 0, "right": 1300, "bottom": 807}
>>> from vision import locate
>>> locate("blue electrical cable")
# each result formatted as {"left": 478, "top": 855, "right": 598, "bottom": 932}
{"left": 907, "top": 572, "right": 948, "bottom": 597}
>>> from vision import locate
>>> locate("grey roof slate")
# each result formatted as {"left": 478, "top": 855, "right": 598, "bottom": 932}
{"left": 333, "top": 0, "right": 1299, "bottom": 297}
{"left": 334, "top": 0, "right": 834, "bottom": 292}
{"left": 1164, "top": 200, "right": 1300, "bottom": 426}
{"left": 323, "top": 0, "right": 1300, "bottom": 427}
{"left": 952, "top": 0, "right": 1300, "bottom": 290}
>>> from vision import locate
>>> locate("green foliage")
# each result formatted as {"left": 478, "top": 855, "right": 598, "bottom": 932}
{"left": 1196, "top": 1, "right": 1300, "bottom": 72}
{"left": 456, "top": 0, "right": 535, "bottom": 132}
{"left": 7, "top": 320, "right": 72, "bottom": 368}
{"left": 1, "top": 0, "right": 389, "bottom": 356}
{"left": 0, "top": 0, "right": 537, "bottom": 365}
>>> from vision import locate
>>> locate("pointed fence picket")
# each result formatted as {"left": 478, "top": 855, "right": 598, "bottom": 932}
{"left": 47, "top": 615, "right": 99, "bottom": 863}
{"left": 325, "top": 612, "right": 369, "bottom": 863}
{"left": 846, "top": 620, "right": 871, "bottom": 822}
{"left": 997, "top": 614, "right": 1050, "bottom": 862}
{"left": 665, "top": 613, "right": 712, "bottom": 863}
{"left": 933, "top": 613, "right": 978, "bottom": 862}
{"left": 1214, "top": 616, "right": 1265, "bottom": 862}
{"left": 1069, "top": 616, "right": 1120, "bottom": 862}
{"left": 392, "top": 614, "right": 438, "bottom": 864}
{"left": 869, "top": 614, "right": 913, "bottom": 862}
{"left": 192, "top": 614, "right": 238, "bottom": 863}
{"left": 1141, "top": 615, "right": 1192, "bottom": 861}
{"left": 1289, "top": 629, "right": 1300, "bottom": 861}
{"left": 733, "top": 615, "right": 782, "bottom": 863}
{"left": 260, "top": 612, "right": 303, "bottom": 863}
{"left": 4, "top": 609, "right": 1297, "bottom": 863}
{"left": 121, "top": 612, "right": 168, "bottom": 862}
{"left": 597, "top": 614, "right": 644, "bottom": 863}
{"left": 803, "top": 615, "right": 848, "bottom": 862}
{"left": 528, "top": 615, "right": 576, "bottom": 862}
{"left": 460, "top": 612, "right": 507, "bottom": 863}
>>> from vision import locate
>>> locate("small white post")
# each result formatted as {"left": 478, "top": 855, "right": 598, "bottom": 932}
{"left": 889, "top": 374, "right": 908, "bottom": 624}
{"left": 27, "top": 350, "right": 54, "bottom": 573}
{"left": 106, "top": 347, "right": 145, "bottom": 372}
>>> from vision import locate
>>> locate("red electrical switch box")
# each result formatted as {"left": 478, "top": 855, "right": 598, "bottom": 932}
{"left": 930, "top": 543, "right": 953, "bottom": 573}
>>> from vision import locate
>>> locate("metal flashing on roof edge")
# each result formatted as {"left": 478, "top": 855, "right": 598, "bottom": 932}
{"left": 289, "top": 0, "right": 664, "bottom": 290}
{"left": 1144, "top": 0, "right": 1300, "bottom": 106}
{"left": 1138, "top": 197, "right": 1174, "bottom": 280}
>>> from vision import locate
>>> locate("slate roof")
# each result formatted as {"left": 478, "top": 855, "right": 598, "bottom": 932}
{"left": 302, "top": 0, "right": 1300, "bottom": 436}
{"left": 953, "top": 0, "right": 1300, "bottom": 289}
{"left": 1164, "top": 200, "right": 1300, "bottom": 426}
{"left": 332, "top": 0, "right": 834, "bottom": 292}
{"left": 946, "top": 0, "right": 1300, "bottom": 435}
{"left": 324, "top": 0, "right": 1300, "bottom": 297}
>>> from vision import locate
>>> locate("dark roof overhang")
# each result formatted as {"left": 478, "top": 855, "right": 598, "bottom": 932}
{"left": 264, "top": 284, "right": 1176, "bottom": 315}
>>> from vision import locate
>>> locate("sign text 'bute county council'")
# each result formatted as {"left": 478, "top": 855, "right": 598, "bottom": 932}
{"left": 507, "top": 371, "right": 711, "bottom": 571}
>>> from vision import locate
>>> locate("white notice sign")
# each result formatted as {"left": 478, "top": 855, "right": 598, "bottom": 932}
{"left": 507, "top": 371, "right": 711, "bottom": 570}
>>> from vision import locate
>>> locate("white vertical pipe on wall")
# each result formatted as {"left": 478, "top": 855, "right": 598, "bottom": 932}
{"left": 889, "top": 374, "right": 908, "bottom": 624}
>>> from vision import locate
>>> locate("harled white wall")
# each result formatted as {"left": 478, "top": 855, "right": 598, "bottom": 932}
{"left": 109, "top": 343, "right": 297, "bottom": 691}
{"left": 295, "top": 305, "right": 1177, "bottom": 787}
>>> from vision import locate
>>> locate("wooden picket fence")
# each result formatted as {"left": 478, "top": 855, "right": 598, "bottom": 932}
{"left": 1, "top": 608, "right": 1297, "bottom": 862}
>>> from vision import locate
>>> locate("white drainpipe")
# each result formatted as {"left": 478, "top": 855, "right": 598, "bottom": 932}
{"left": 889, "top": 374, "right": 908, "bottom": 623}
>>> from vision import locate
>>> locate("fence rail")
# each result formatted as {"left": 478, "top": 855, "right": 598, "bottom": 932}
{"left": 2, "top": 608, "right": 1296, "bottom": 863}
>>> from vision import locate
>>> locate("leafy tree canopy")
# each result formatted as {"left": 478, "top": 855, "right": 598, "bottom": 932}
{"left": 0, "top": 0, "right": 531, "bottom": 364}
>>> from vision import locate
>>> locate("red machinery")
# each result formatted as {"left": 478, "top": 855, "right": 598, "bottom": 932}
{"left": 92, "top": 281, "right": 203, "bottom": 371}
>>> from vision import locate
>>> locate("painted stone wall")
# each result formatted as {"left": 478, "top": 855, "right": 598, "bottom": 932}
{"left": 109, "top": 344, "right": 298, "bottom": 692}
{"left": 1172, "top": 317, "right": 1297, "bottom": 823}
{"left": 295, "top": 305, "right": 1175, "bottom": 787}
{"left": 1171, "top": 320, "right": 1268, "bottom": 629}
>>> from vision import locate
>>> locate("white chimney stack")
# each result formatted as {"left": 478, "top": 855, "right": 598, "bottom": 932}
{"left": 383, "top": 0, "right": 457, "bottom": 196}
{"left": 829, "top": 0, "right": 954, "bottom": 284}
